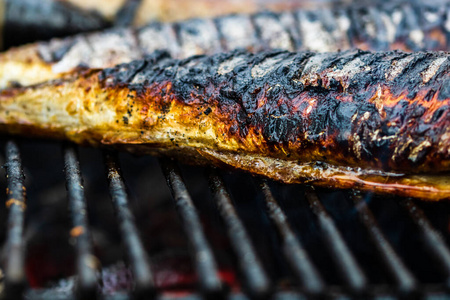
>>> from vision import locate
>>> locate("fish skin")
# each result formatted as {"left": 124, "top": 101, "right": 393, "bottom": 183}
{"left": 0, "top": 1, "right": 449, "bottom": 88}
{"left": 0, "top": 49, "right": 449, "bottom": 200}
{"left": 0, "top": 0, "right": 368, "bottom": 50}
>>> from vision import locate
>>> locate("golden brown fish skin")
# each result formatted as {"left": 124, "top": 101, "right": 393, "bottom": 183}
{"left": 0, "top": 49, "right": 450, "bottom": 200}
{"left": 0, "top": 1, "right": 448, "bottom": 88}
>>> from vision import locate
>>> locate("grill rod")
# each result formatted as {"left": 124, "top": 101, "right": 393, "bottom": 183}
{"left": 3, "top": 140, "right": 27, "bottom": 300}
{"left": 159, "top": 158, "right": 226, "bottom": 299}
{"left": 401, "top": 199, "right": 450, "bottom": 290}
{"left": 104, "top": 151, "right": 156, "bottom": 299}
{"left": 351, "top": 193, "right": 417, "bottom": 294}
{"left": 63, "top": 145, "right": 99, "bottom": 300}
{"left": 305, "top": 188, "right": 368, "bottom": 294}
{"left": 208, "top": 169, "right": 271, "bottom": 299}
{"left": 258, "top": 179, "right": 325, "bottom": 297}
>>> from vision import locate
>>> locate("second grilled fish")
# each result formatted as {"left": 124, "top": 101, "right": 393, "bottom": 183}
{"left": 0, "top": 1, "right": 448, "bottom": 88}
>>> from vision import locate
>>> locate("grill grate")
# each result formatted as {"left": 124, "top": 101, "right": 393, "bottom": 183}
{"left": 208, "top": 169, "right": 270, "bottom": 299}
{"left": 63, "top": 145, "right": 99, "bottom": 299}
{"left": 104, "top": 151, "right": 155, "bottom": 300}
{"left": 401, "top": 199, "right": 450, "bottom": 290}
{"left": 160, "top": 158, "right": 225, "bottom": 299}
{"left": 1, "top": 140, "right": 449, "bottom": 299}
{"left": 3, "top": 140, "right": 27, "bottom": 299}
{"left": 352, "top": 194, "right": 417, "bottom": 294}
{"left": 259, "top": 179, "right": 324, "bottom": 296}
{"left": 305, "top": 189, "right": 368, "bottom": 294}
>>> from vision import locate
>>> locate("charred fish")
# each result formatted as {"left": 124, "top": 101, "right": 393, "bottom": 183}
{"left": 0, "top": 49, "right": 449, "bottom": 200}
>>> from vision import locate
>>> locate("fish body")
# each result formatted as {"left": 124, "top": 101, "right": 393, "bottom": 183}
{"left": 1, "top": 49, "right": 449, "bottom": 200}
{"left": 0, "top": 0, "right": 347, "bottom": 49}
{"left": 1, "top": 1, "right": 449, "bottom": 88}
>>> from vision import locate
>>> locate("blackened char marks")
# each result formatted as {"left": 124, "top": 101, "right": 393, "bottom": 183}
{"left": 390, "top": 52, "right": 446, "bottom": 98}
{"left": 137, "top": 22, "right": 180, "bottom": 57}
{"left": 100, "top": 60, "right": 148, "bottom": 87}
{"left": 85, "top": 28, "right": 142, "bottom": 65}
{"left": 400, "top": 4, "right": 425, "bottom": 51}
{"left": 38, "top": 38, "right": 77, "bottom": 63}
{"left": 349, "top": 6, "right": 390, "bottom": 51}
{"left": 98, "top": 50, "right": 450, "bottom": 172}
{"left": 215, "top": 14, "right": 259, "bottom": 52}
{"left": 174, "top": 18, "right": 222, "bottom": 59}
{"left": 251, "top": 12, "right": 294, "bottom": 51}
{"left": 38, "top": 27, "right": 142, "bottom": 72}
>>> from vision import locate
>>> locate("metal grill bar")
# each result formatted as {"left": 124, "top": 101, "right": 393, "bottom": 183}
{"left": 208, "top": 169, "right": 271, "bottom": 299}
{"left": 104, "top": 151, "right": 155, "bottom": 299}
{"left": 351, "top": 193, "right": 417, "bottom": 294}
{"left": 258, "top": 179, "right": 325, "bottom": 296}
{"left": 305, "top": 189, "right": 368, "bottom": 294}
{"left": 63, "top": 145, "right": 99, "bottom": 300}
{"left": 159, "top": 158, "right": 225, "bottom": 299}
{"left": 401, "top": 199, "right": 450, "bottom": 289}
{"left": 3, "top": 140, "right": 27, "bottom": 299}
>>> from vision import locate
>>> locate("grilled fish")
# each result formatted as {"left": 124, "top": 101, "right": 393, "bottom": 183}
{"left": 0, "top": 0, "right": 342, "bottom": 49}
{"left": 1, "top": 1, "right": 449, "bottom": 88}
{"left": 0, "top": 49, "right": 449, "bottom": 200}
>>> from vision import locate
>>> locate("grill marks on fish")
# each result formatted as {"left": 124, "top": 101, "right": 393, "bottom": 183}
{"left": 137, "top": 23, "right": 179, "bottom": 56}
{"left": 252, "top": 12, "right": 295, "bottom": 52}
{"left": 214, "top": 14, "right": 259, "bottom": 52}
{"left": 1, "top": 50, "right": 449, "bottom": 200}
{"left": 175, "top": 18, "right": 223, "bottom": 59}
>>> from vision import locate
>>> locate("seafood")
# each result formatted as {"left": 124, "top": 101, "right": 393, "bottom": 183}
{"left": 1, "top": 0, "right": 335, "bottom": 48}
{"left": 0, "top": 49, "right": 449, "bottom": 200}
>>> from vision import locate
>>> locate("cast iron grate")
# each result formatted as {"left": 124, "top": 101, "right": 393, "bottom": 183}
{"left": 0, "top": 140, "right": 449, "bottom": 300}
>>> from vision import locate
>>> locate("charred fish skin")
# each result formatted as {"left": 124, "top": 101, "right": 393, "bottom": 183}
{"left": 2, "top": 0, "right": 109, "bottom": 49}
{"left": 98, "top": 49, "right": 450, "bottom": 174}
{"left": 2, "top": 1, "right": 450, "bottom": 89}
{"left": 0, "top": 50, "right": 449, "bottom": 200}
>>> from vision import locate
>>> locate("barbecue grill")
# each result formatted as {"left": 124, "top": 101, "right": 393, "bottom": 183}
{"left": 1, "top": 0, "right": 450, "bottom": 298}
{"left": 0, "top": 138, "right": 448, "bottom": 300}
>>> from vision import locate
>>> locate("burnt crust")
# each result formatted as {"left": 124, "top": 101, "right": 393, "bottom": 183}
{"left": 98, "top": 49, "right": 450, "bottom": 173}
